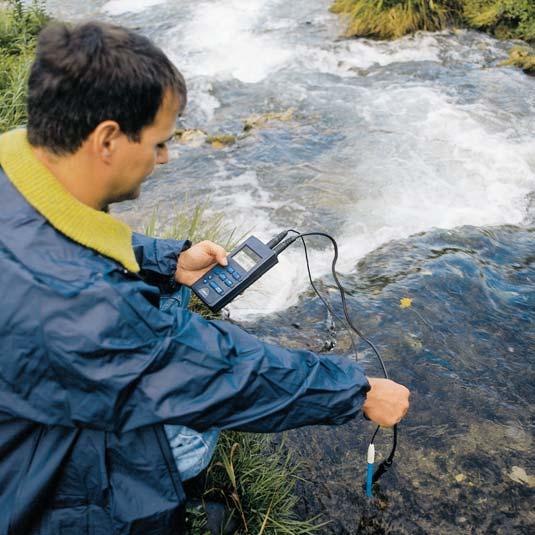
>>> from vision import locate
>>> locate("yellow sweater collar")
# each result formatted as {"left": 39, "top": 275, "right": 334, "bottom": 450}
{"left": 0, "top": 129, "right": 139, "bottom": 273}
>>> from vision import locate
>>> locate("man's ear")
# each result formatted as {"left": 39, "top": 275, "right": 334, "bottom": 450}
{"left": 91, "top": 121, "right": 122, "bottom": 162}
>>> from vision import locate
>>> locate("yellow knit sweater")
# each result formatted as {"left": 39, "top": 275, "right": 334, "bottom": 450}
{"left": 0, "top": 129, "right": 139, "bottom": 273}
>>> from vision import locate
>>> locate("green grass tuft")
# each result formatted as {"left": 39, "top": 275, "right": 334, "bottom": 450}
{"left": 330, "top": 0, "right": 462, "bottom": 40}
{"left": 190, "top": 432, "right": 327, "bottom": 534}
{"left": 0, "top": 0, "right": 50, "bottom": 133}
{"left": 330, "top": 0, "right": 535, "bottom": 43}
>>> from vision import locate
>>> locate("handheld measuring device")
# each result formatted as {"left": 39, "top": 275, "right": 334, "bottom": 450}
{"left": 192, "top": 235, "right": 278, "bottom": 312}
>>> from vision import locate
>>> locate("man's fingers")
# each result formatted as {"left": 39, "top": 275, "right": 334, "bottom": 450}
{"left": 204, "top": 241, "right": 228, "bottom": 266}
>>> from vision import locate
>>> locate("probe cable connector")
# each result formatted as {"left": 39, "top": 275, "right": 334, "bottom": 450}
{"left": 272, "top": 236, "right": 298, "bottom": 256}
{"left": 266, "top": 230, "right": 290, "bottom": 250}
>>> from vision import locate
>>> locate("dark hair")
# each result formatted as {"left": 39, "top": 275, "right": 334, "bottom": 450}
{"left": 27, "top": 21, "right": 187, "bottom": 155}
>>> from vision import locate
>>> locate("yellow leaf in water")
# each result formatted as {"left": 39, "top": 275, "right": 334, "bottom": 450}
{"left": 400, "top": 297, "right": 413, "bottom": 309}
{"left": 211, "top": 141, "right": 225, "bottom": 149}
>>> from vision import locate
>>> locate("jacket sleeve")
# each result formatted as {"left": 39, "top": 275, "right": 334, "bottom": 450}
{"left": 131, "top": 232, "right": 191, "bottom": 292}
{"left": 33, "top": 271, "right": 370, "bottom": 433}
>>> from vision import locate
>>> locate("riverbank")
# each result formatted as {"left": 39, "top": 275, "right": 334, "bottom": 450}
{"left": 330, "top": 0, "right": 535, "bottom": 74}
{"left": 331, "top": 0, "right": 535, "bottom": 42}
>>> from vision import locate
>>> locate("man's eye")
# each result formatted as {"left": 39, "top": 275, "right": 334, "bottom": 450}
{"left": 156, "top": 142, "right": 166, "bottom": 149}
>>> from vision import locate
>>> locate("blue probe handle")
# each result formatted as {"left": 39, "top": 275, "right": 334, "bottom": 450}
{"left": 366, "top": 444, "right": 375, "bottom": 497}
{"left": 366, "top": 462, "right": 374, "bottom": 497}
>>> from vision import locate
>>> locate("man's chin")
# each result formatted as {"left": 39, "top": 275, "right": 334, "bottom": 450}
{"left": 108, "top": 187, "right": 142, "bottom": 206}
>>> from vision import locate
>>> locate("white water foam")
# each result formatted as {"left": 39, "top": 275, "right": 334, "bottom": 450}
{"left": 295, "top": 32, "right": 442, "bottom": 76}
{"left": 164, "top": 0, "right": 293, "bottom": 84}
{"left": 229, "top": 86, "right": 535, "bottom": 319}
{"left": 102, "top": 0, "right": 167, "bottom": 16}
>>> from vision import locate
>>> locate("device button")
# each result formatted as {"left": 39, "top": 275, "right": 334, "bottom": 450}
{"left": 219, "top": 273, "right": 227, "bottom": 281}
{"left": 199, "top": 287, "right": 210, "bottom": 298}
{"left": 203, "top": 278, "right": 208, "bottom": 284}
{"left": 232, "top": 272, "right": 241, "bottom": 280}
{"left": 226, "top": 267, "right": 235, "bottom": 274}
{"left": 224, "top": 279, "right": 233, "bottom": 287}
{"left": 209, "top": 281, "right": 225, "bottom": 294}
{"left": 208, "top": 275, "right": 213, "bottom": 280}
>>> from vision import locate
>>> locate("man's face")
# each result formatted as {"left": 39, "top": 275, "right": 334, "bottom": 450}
{"left": 107, "top": 90, "right": 181, "bottom": 204}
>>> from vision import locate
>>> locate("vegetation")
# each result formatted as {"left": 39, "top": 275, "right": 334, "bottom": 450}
{"left": 187, "top": 433, "right": 325, "bottom": 534}
{"left": 464, "top": 0, "right": 535, "bottom": 42}
{"left": 331, "top": 0, "right": 535, "bottom": 43}
{"left": 499, "top": 45, "right": 535, "bottom": 75}
{"left": 0, "top": 0, "right": 49, "bottom": 133}
{"left": 330, "top": 0, "right": 462, "bottom": 40}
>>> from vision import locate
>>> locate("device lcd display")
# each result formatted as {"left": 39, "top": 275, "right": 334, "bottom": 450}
{"left": 233, "top": 246, "right": 261, "bottom": 272}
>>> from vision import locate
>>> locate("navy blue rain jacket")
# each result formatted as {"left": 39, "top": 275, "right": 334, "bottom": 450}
{"left": 0, "top": 167, "right": 369, "bottom": 534}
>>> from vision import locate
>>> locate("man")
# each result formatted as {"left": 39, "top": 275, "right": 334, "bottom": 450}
{"left": 0, "top": 21, "right": 410, "bottom": 534}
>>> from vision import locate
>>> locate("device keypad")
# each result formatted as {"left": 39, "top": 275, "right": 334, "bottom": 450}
{"left": 200, "top": 265, "right": 244, "bottom": 297}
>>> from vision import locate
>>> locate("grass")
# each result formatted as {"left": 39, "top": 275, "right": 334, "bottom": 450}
{"left": 187, "top": 432, "right": 327, "bottom": 535}
{"left": 0, "top": 0, "right": 49, "bottom": 133}
{"left": 330, "top": 0, "right": 462, "bottom": 40}
{"left": 330, "top": 0, "right": 535, "bottom": 42}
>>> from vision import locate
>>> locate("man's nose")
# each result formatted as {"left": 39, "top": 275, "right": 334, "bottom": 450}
{"left": 157, "top": 147, "right": 169, "bottom": 165}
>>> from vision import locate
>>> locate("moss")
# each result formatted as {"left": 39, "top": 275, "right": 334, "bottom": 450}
{"left": 499, "top": 45, "right": 535, "bottom": 75}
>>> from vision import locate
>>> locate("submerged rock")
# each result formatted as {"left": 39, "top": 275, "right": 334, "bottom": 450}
{"left": 206, "top": 134, "right": 237, "bottom": 148}
{"left": 243, "top": 108, "right": 295, "bottom": 132}
{"left": 174, "top": 129, "right": 208, "bottom": 147}
{"left": 509, "top": 466, "right": 535, "bottom": 488}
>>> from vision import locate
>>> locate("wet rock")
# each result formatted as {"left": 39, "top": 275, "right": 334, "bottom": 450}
{"left": 243, "top": 108, "right": 295, "bottom": 132}
{"left": 206, "top": 134, "right": 237, "bottom": 149}
{"left": 174, "top": 129, "right": 208, "bottom": 147}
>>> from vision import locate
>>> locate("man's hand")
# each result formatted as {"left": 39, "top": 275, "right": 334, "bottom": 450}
{"left": 363, "top": 378, "right": 410, "bottom": 427}
{"left": 175, "top": 240, "right": 228, "bottom": 287}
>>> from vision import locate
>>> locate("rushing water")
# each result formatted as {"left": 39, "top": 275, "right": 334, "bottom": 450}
{"left": 46, "top": 0, "right": 534, "bottom": 532}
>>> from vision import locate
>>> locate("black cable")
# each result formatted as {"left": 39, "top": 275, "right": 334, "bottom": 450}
{"left": 275, "top": 230, "right": 398, "bottom": 485}
{"left": 286, "top": 230, "right": 360, "bottom": 360}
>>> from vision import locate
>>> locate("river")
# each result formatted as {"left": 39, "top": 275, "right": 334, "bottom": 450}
{"left": 46, "top": 0, "right": 535, "bottom": 533}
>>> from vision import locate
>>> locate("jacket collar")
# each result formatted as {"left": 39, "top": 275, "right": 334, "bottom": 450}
{"left": 0, "top": 129, "right": 139, "bottom": 273}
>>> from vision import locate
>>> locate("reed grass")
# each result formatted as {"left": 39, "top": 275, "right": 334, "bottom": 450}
{"left": 0, "top": 0, "right": 49, "bottom": 133}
